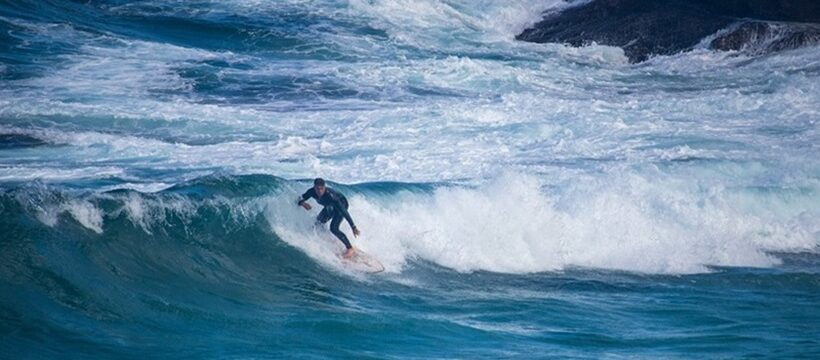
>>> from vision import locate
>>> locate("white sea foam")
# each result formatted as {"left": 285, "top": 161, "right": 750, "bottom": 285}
{"left": 1, "top": 0, "right": 815, "bottom": 185}
{"left": 348, "top": 0, "right": 573, "bottom": 45}
{"left": 64, "top": 200, "right": 104, "bottom": 234}
{"left": 24, "top": 38, "right": 239, "bottom": 96}
{"left": 0, "top": 166, "right": 127, "bottom": 182}
{"left": 25, "top": 195, "right": 104, "bottom": 234}
{"left": 121, "top": 193, "right": 151, "bottom": 234}
{"left": 98, "top": 182, "right": 174, "bottom": 193}
{"left": 270, "top": 172, "right": 819, "bottom": 275}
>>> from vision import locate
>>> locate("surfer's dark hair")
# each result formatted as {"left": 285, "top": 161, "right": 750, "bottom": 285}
{"left": 314, "top": 178, "right": 326, "bottom": 186}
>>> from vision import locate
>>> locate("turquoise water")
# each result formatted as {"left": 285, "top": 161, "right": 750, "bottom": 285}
{"left": 1, "top": 1, "right": 819, "bottom": 358}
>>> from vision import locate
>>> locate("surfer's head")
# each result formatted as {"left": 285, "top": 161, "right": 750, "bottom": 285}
{"left": 313, "top": 178, "right": 326, "bottom": 197}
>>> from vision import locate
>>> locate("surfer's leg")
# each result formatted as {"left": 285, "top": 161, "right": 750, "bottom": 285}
{"left": 316, "top": 207, "right": 332, "bottom": 226}
{"left": 329, "top": 213, "right": 352, "bottom": 249}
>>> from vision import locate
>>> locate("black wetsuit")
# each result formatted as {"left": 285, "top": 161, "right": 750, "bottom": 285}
{"left": 297, "top": 187, "right": 356, "bottom": 249}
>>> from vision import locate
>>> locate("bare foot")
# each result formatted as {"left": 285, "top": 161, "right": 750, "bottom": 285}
{"left": 342, "top": 248, "right": 356, "bottom": 259}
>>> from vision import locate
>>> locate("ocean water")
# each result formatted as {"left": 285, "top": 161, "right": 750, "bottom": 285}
{"left": 1, "top": 0, "right": 819, "bottom": 358}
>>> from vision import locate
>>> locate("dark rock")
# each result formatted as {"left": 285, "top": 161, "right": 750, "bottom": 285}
{"left": 710, "top": 21, "right": 820, "bottom": 54}
{"left": 517, "top": 0, "right": 820, "bottom": 63}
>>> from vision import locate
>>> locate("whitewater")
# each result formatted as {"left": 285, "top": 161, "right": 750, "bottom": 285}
{"left": 1, "top": 0, "right": 818, "bottom": 358}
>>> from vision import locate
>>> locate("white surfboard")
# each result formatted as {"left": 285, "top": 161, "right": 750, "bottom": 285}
{"left": 341, "top": 249, "right": 385, "bottom": 273}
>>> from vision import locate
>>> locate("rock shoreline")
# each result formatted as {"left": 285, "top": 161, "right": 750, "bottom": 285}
{"left": 517, "top": 0, "right": 820, "bottom": 62}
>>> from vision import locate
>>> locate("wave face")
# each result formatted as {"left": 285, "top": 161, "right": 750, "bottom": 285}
{"left": 1, "top": 0, "right": 819, "bottom": 358}
{"left": 2, "top": 175, "right": 819, "bottom": 358}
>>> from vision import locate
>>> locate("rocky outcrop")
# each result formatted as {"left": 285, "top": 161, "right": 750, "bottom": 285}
{"left": 709, "top": 21, "right": 820, "bottom": 54}
{"left": 517, "top": 0, "right": 820, "bottom": 62}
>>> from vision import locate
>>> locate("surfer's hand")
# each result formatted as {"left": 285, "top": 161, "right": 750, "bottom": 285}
{"left": 301, "top": 202, "right": 312, "bottom": 211}
{"left": 352, "top": 227, "right": 360, "bottom": 237}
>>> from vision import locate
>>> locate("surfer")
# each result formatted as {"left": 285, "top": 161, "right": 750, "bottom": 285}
{"left": 297, "top": 178, "right": 360, "bottom": 259}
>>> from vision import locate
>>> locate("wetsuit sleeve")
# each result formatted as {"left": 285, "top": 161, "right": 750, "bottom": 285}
{"left": 297, "top": 189, "right": 314, "bottom": 206}
{"left": 335, "top": 197, "right": 356, "bottom": 229}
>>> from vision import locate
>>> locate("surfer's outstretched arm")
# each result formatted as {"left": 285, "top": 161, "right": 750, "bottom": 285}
{"left": 297, "top": 189, "right": 314, "bottom": 210}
